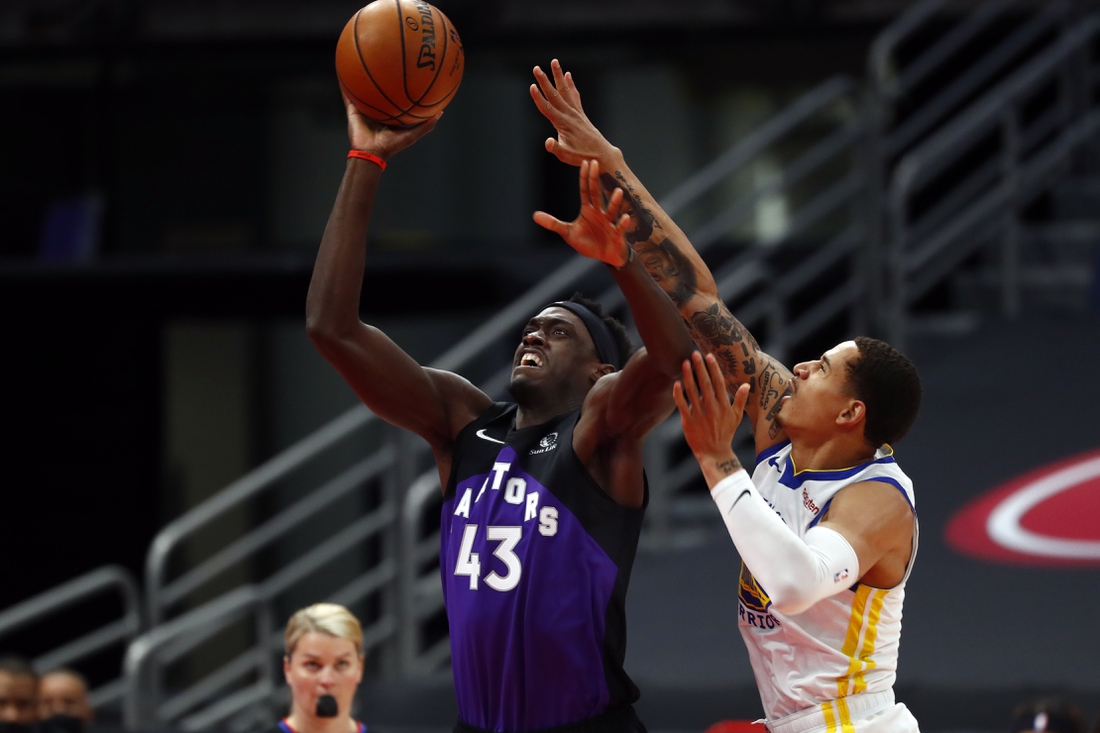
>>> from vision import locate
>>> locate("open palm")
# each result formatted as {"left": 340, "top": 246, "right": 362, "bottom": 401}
{"left": 534, "top": 159, "right": 631, "bottom": 267}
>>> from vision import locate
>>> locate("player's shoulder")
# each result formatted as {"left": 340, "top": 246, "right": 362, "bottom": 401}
{"left": 851, "top": 444, "right": 916, "bottom": 505}
{"left": 423, "top": 367, "right": 496, "bottom": 437}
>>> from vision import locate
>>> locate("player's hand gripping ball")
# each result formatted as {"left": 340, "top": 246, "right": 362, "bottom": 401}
{"left": 336, "top": 0, "right": 464, "bottom": 127}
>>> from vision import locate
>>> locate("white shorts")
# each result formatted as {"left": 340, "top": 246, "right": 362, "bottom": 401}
{"left": 765, "top": 690, "right": 920, "bottom": 733}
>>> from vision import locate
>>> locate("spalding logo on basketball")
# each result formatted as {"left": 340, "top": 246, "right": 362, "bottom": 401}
{"left": 336, "top": 0, "right": 464, "bottom": 127}
{"left": 946, "top": 448, "right": 1100, "bottom": 566}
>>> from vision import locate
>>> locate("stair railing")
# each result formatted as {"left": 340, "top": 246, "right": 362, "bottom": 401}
{"left": 869, "top": 0, "right": 1070, "bottom": 161}
{"left": 866, "top": 0, "right": 1074, "bottom": 324}
{"left": 886, "top": 13, "right": 1100, "bottom": 347}
{"left": 0, "top": 566, "right": 142, "bottom": 711}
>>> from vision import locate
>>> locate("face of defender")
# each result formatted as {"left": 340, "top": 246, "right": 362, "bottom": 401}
{"left": 510, "top": 307, "right": 603, "bottom": 399}
{"left": 778, "top": 340, "right": 862, "bottom": 435}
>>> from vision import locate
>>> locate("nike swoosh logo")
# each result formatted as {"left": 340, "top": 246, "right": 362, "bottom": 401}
{"left": 476, "top": 429, "right": 505, "bottom": 444}
{"left": 730, "top": 489, "right": 752, "bottom": 511}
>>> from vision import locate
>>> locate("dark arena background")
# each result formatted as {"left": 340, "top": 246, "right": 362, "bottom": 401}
{"left": 2, "top": 1, "right": 1099, "bottom": 732}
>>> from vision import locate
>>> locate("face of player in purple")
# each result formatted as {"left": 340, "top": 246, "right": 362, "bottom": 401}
{"left": 508, "top": 307, "right": 603, "bottom": 408}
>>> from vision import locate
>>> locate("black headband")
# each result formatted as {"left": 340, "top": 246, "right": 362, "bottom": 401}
{"left": 550, "top": 301, "right": 624, "bottom": 370}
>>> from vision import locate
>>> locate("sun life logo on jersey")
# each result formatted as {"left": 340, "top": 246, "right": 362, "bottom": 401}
{"left": 529, "top": 432, "right": 558, "bottom": 455}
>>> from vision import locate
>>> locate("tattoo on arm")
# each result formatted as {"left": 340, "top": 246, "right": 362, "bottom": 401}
{"left": 600, "top": 170, "right": 663, "bottom": 232}
{"left": 716, "top": 457, "right": 742, "bottom": 475}
{"left": 717, "top": 349, "right": 741, "bottom": 380}
{"left": 594, "top": 169, "right": 785, "bottom": 441}
{"left": 598, "top": 171, "right": 697, "bottom": 307}
{"left": 689, "top": 303, "right": 762, "bottom": 358}
{"left": 764, "top": 384, "right": 791, "bottom": 438}
{"left": 758, "top": 366, "right": 781, "bottom": 409}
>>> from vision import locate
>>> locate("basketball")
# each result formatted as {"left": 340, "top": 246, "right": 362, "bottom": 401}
{"left": 335, "top": 0, "right": 464, "bottom": 127}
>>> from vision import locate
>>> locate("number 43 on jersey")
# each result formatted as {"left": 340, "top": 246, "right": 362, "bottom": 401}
{"left": 453, "top": 513, "right": 558, "bottom": 592}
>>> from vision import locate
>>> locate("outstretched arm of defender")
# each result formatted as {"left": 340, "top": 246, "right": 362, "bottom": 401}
{"left": 531, "top": 60, "right": 793, "bottom": 452}
{"left": 306, "top": 100, "right": 491, "bottom": 456}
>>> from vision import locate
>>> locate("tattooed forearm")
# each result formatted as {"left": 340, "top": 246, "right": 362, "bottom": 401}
{"left": 758, "top": 366, "right": 782, "bottom": 409}
{"left": 610, "top": 170, "right": 663, "bottom": 230}
{"left": 717, "top": 349, "right": 741, "bottom": 380}
{"left": 689, "top": 303, "right": 760, "bottom": 356}
{"left": 599, "top": 172, "right": 656, "bottom": 241}
{"left": 764, "top": 383, "right": 791, "bottom": 438}
{"left": 716, "top": 456, "right": 742, "bottom": 475}
{"left": 690, "top": 304, "right": 736, "bottom": 346}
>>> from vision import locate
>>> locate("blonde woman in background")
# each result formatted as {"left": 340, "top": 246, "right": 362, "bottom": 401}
{"left": 273, "top": 604, "right": 368, "bottom": 733}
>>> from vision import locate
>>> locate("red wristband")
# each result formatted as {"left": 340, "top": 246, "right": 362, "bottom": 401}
{"left": 347, "top": 149, "right": 387, "bottom": 170}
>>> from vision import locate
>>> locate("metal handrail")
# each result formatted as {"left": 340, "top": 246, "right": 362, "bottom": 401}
{"left": 124, "top": 585, "right": 273, "bottom": 728}
{"left": 660, "top": 76, "right": 857, "bottom": 214}
{"left": 885, "top": 4, "right": 1067, "bottom": 157}
{"left": 886, "top": 12, "right": 1100, "bottom": 344}
{"left": 891, "top": 15, "right": 1100, "bottom": 200}
{"left": 146, "top": 406, "right": 375, "bottom": 623}
{"left": 157, "top": 447, "right": 396, "bottom": 611}
{"left": 869, "top": 0, "right": 1069, "bottom": 166}
{"left": 0, "top": 566, "right": 141, "bottom": 709}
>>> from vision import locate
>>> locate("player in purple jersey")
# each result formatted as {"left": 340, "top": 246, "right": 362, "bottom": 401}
{"left": 307, "top": 97, "right": 695, "bottom": 733}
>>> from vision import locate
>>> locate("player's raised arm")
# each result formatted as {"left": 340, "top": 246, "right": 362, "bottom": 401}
{"left": 534, "top": 159, "right": 695, "bottom": 507}
{"left": 306, "top": 100, "right": 492, "bottom": 463}
{"left": 531, "top": 60, "right": 794, "bottom": 454}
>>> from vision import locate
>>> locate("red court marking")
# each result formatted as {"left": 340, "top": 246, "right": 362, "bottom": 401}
{"left": 945, "top": 448, "right": 1100, "bottom": 567}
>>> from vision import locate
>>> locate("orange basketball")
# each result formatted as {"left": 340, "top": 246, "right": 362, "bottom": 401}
{"left": 335, "top": 0, "right": 464, "bottom": 127}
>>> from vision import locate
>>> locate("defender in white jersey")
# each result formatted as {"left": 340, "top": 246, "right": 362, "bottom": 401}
{"left": 530, "top": 60, "right": 924, "bottom": 733}
{"left": 674, "top": 349, "right": 921, "bottom": 733}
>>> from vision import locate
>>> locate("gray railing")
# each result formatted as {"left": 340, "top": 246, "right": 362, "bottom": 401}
{"left": 125, "top": 585, "right": 275, "bottom": 731}
{"left": 0, "top": 566, "right": 142, "bottom": 710}
{"left": 133, "top": 446, "right": 400, "bottom": 729}
{"left": 870, "top": 0, "right": 1070, "bottom": 160}
{"left": 865, "top": 0, "right": 1075, "bottom": 312}
{"left": 886, "top": 13, "right": 1100, "bottom": 346}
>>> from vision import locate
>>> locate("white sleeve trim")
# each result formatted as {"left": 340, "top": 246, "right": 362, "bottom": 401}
{"left": 710, "top": 471, "right": 859, "bottom": 616}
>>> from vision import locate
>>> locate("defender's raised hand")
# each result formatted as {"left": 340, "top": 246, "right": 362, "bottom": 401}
{"left": 530, "top": 59, "right": 617, "bottom": 167}
{"left": 533, "top": 159, "right": 632, "bottom": 267}
{"left": 674, "top": 352, "right": 751, "bottom": 477}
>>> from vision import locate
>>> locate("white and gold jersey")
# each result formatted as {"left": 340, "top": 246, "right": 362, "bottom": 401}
{"left": 741, "top": 440, "right": 918, "bottom": 724}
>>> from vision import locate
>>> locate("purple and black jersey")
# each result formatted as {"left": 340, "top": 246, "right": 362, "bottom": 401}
{"left": 441, "top": 403, "right": 646, "bottom": 733}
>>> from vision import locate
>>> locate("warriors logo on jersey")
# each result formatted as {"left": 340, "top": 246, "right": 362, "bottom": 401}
{"left": 737, "top": 562, "right": 771, "bottom": 613}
